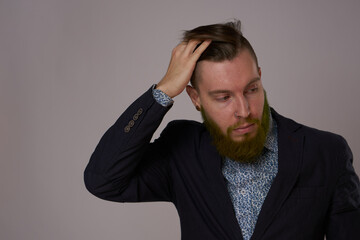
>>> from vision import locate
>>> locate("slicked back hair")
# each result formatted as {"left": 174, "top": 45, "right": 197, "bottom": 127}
{"left": 183, "top": 20, "right": 258, "bottom": 88}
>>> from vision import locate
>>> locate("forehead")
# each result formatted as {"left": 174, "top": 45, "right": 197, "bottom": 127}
{"left": 195, "top": 49, "right": 260, "bottom": 90}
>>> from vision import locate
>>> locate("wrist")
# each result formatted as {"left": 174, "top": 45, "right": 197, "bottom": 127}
{"left": 155, "top": 84, "right": 174, "bottom": 98}
{"left": 153, "top": 85, "right": 174, "bottom": 107}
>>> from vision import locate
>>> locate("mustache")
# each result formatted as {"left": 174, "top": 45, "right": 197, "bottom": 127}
{"left": 227, "top": 118, "right": 260, "bottom": 134}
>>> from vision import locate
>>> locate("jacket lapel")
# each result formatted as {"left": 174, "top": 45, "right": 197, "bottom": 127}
{"left": 251, "top": 109, "right": 304, "bottom": 240}
{"left": 200, "top": 130, "right": 244, "bottom": 240}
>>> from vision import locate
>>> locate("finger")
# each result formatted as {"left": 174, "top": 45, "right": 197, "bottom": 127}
{"left": 173, "top": 41, "right": 187, "bottom": 52}
{"left": 192, "top": 40, "right": 211, "bottom": 58}
{"left": 184, "top": 39, "right": 202, "bottom": 55}
{"left": 177, "top": 41, "right": 188, "bottom": 48}
{"left": 170, "top": 42, "right": 188, "bottom": 59}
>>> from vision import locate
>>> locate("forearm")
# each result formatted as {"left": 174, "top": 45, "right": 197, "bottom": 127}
{"left": 84, "top": 86, "right": 172, "bottom": 201}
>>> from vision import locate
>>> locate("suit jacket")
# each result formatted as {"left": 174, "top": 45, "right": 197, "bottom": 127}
{"left": 84, "top": 87, "right": 360, "bottom": 240}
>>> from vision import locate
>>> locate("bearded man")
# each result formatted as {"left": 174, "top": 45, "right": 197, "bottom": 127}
{"left": 84, "top": 20, "right": 360, "bottom": 240}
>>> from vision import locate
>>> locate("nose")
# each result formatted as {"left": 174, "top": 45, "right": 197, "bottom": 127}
{"left": 234, "top": 96, "right": 250, "bottom": 119}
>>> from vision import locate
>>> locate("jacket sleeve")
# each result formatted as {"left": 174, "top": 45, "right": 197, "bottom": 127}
{"left": 84, "top": 87, "right": 175, "bottom": 203}
{"left": 326, "top": 137, "right": 360, "bottom": 239}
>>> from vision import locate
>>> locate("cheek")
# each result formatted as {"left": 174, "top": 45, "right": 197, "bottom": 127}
{"left": 249, "top": 97, "right": 265, "bottom": 119}
{"left": 203, "top": 103, "right": 234, "bottom": 133}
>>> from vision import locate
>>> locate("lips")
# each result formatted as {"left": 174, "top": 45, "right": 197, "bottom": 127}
{"left": 235, "top": 123, "right": 254, "bottom": 130}
{"left": 233, "top": 123, "right": 255, "bottom": 135}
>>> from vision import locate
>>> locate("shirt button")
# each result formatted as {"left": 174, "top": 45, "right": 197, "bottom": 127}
{"left": 240, "top": 189, "right": 247, "bottom": 195}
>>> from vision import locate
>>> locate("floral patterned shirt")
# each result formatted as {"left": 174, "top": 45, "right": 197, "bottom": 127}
{"left": 222, "top": 118, "right": 278, "bottom": 240}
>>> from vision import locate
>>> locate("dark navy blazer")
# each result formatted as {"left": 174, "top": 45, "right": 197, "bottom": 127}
{"left": 84, "top": 87, "right": 360, "bottom": 240}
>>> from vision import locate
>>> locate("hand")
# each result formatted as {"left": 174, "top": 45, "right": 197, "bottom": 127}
{"left": 156, "top": 39, "right": 211, "bottom": 98}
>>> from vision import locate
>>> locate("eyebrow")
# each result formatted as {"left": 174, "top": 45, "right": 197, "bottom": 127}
{"left": 208, "top": 77, "right": 261, "bottom": 96}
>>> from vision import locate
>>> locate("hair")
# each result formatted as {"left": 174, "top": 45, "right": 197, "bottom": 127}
{"left": 183, "top": 20, "right": 258, "bottom": 88}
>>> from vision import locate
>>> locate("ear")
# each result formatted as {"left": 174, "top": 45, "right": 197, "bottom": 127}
{"left": 186, "top": 85, "right": 201, "bottom": 110}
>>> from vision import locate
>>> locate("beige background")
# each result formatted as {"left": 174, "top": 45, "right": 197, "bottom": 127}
{"left": 1, "top": 0, "right": 359, "bottom": 239}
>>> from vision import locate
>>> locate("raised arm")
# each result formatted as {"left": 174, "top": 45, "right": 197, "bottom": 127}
{"left": 84, "top": 40, "right": 210, "bottom": 203}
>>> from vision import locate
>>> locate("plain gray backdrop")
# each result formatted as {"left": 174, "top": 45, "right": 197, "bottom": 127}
{"left": 1, "top": 0, "right": 359, "bottom": 239}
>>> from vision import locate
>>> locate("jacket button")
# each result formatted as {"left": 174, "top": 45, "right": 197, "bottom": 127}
{"left": 133, "top": 114, "right": 139, "bottom": 121}
{"left": 128, "top": 120, "right": 135, "bottom": 127}
{"left": 137, "top": 108, "right": 143, "bottom": 115}
{"left": 124, "top": 126, "right": 130, "bottom": 132}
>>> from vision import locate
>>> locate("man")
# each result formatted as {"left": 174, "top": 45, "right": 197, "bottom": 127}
{"left": 84, "top": 20, "right": 360, "bottom": 239}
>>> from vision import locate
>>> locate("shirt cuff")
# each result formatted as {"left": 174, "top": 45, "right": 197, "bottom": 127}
{"left": 152, "top": 84, "right": 174, "bottom": 107}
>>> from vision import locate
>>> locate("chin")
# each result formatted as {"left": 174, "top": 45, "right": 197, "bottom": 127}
{"left": 231, "top": 133, "right": 252, "bottom": 142}
{"left": 231, "top": 129, "right": 258, "bottom": 142}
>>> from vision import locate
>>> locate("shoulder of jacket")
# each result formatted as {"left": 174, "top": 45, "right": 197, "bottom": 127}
{"left": 163, "top": 120, "right": 204, "bottom": 135}
{"left": 273, "top": 108, "right": 346, "bottom": 147}
{"left": 154, "top": 120, "right": 206, "bottom": 151}
{"left": 301, "top": 124, "right": 345, "bottom": 144}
